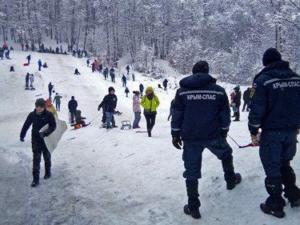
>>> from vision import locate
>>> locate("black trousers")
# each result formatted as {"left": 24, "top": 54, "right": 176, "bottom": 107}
{"left": 144, "top": 112, "right": 156, "bottom": 132}
{"left": 70, "top": 111, "right": 76, "bottom": 123}
{"left": 32, "top": 138, "right": 51, "bottom": 181}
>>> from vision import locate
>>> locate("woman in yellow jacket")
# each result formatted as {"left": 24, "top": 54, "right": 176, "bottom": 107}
{"left": 141, "top": 86, "right": 160, "bottom": 137}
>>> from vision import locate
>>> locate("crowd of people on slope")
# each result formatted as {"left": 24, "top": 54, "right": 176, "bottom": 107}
{"left": 20, "top": 42, "right": 68, "bottom": 55}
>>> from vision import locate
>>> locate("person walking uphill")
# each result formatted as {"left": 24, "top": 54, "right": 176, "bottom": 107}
{"left": 141, "top": 87, "right": 160, "bottom": 137}
{"left": 20, "top": 99, "right": 56, "bottom": 187}
{"left": 249, "top": 48, "right": 300, "bottom": 218}
{"left": 48, "top": 82, "right": 54, "bottom": 98}
{"left": 171, "top": 61, "right": 241, "bottom": 219}
{"left": 53, "top": 93, "right": 62, "bottom": 111}
{"left": 68, "top": 96, "right": 78, "bottom": 124}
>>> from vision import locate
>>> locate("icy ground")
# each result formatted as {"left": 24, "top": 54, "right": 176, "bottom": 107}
{"left": 0, "top": 51, "right": 299, "bottom": 225}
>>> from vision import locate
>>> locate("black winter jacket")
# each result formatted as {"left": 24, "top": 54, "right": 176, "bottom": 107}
{"left": 98, "top": 94, "right": 117, "bottom": 113}
{"left": 249, "top": 61, "right": 300, "bottom": 135}
{"left": 20, "top": 109, "right": 56, "bottom": 141}
{"left": 171, "top": 73, "right": 230, "bottom": 141}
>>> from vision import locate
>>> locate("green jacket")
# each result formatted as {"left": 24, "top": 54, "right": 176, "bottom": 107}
{"left": 54, "top": 95, "right": 62, "bottom": 104}
{"left": 141, "top": 95, "right": 160, "bottom": 112}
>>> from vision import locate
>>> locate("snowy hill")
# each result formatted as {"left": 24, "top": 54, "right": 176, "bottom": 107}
{"left": 0, "top": 51, "right": 299, "bottom": 225}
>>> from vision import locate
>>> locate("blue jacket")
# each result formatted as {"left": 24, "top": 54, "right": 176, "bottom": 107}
{"left": 248, "top": 61, "right": 300, "bottom": 135}
{"left": 171, "top": 73, "right": 231, "bottom": 141}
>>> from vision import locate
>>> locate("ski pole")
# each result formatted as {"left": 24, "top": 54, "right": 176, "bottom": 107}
{"left": 227, "top": 134, "right": 242, "bottom": 148}
{"left": 227, "top": 135, "right": 258, "bottom": 149}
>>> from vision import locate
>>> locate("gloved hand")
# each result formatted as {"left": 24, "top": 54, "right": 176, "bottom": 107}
{"left": 97, "top": 106, "right": 101, "bottom": 111}
{"left": 251, "top": 133, "right": 260, "bottom": 146}
{"left": 40, "top": 132, "right": 49, "bottom": 138}
{"left": 172, "top": 136, "right": 182, "bottom": 150}
{"left": 20, "top": 137, "right": 24, "bottom": 142}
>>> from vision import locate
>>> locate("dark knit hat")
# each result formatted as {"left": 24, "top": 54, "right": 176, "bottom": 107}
{"left": 35, "top": 98, "right": 46, "bottom": 108}
{"left": 192, "top": 61, "right": 209, "bottom": 74}
{"left": 108, "top": 87, "right": 115, "bottom": 92}
{"left": 263, "top": 48, "right": 282, "bottom": 66}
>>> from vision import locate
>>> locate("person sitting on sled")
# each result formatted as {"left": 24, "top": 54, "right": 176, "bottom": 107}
{"left": 74, "top": 110, "right": 88, "bottom": 128}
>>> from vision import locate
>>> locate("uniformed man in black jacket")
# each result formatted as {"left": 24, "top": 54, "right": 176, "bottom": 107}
{"left": 249, "top": 48, "right": 300, "bottom": 218}
{"left": 20, "top": 98, "right": 56, "bottom": 187}
{"left": 171, "top": 61, "right": 241, "bottom": 219}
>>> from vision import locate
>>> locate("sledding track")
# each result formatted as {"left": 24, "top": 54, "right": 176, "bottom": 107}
{"left": 0, "top": 51, "right": 300, "bottom": 225}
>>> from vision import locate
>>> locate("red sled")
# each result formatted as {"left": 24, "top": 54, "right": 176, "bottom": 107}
{"left": 23, "top": 63, "right": 29, "bottom": 66}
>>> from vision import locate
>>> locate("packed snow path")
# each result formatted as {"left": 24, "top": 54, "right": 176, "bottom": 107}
{"left": 0, "top": 51, "right": 299, "bottom": 225}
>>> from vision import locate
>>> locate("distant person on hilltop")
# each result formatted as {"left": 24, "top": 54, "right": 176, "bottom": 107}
{"left": 38, "top": 59, "right": 42, "bottom": 71}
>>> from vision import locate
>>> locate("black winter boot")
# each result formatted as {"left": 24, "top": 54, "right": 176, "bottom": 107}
{"left": 222, "top": 156, "right": 242, "bottom": 190}
{"left": 226, "top": 173, "right": 242, "bottom": 190}
{"left": 260, "top": 203, "right": 285, "bottom": 218}
{"left": 44, "top": 170, "right": 51, "bottom": 180}
{"left": 183, "top": 205, "right": 201, "bottom": 219}
{"left": 185, "top": 180, "right": 201, "bottom": 219}
{"left": 281, "top": 162, "right": 300, "bottom": 207}
{"left": 261, "top": 177, "right": 285, "bottom": 218}
{"left": 31, "top": 178, "right": 39, "bottom": 187}
{"left": 147, "top": 129, "right": 151, "bottom": 137}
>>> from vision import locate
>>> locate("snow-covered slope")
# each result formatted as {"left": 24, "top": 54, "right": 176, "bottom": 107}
{"left": 0, "top": 51, "right": 299, "bottom": 225}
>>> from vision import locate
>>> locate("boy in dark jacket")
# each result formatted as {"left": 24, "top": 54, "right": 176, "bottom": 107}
{"left": 20, "top": 99, "right": 56, "bottom": 187}
{"left": 249, "top": 48, "right": 300, "bottom": 218}
{"left": 171, "top": 61, "right": 241, "bottom": 219}
{"left": 98, "top": 87, "right": 117, "bottom": 128}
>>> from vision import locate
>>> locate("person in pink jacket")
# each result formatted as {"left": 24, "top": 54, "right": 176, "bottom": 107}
{"left": 132, "top": 91, "right": 141, "bottom": 129}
